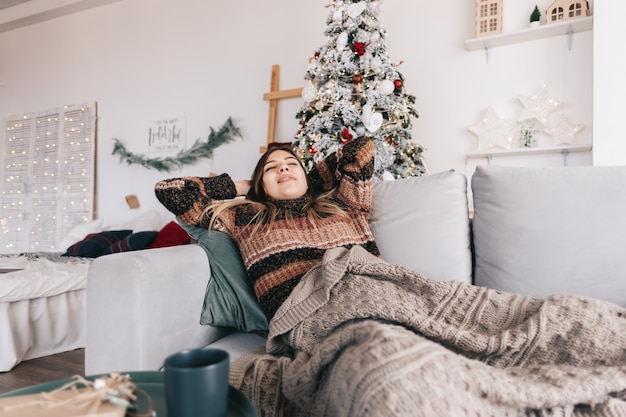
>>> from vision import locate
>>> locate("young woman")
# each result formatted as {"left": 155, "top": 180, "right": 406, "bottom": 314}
{"left": 157, "top": 137, "right": 626, "bottom": 417}
{"left": 155, "top": 137, "right": 379, "bottom": 320}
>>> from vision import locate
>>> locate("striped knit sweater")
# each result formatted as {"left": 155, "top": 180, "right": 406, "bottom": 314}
{"left": 154, "top": 137, "right": 379, "bottom": 319}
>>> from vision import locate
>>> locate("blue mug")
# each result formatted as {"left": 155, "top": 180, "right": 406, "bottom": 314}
{"left": 163, "top": 348, "right": 230, "bottom": 417}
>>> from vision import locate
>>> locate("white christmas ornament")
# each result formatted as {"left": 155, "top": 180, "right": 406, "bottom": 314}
{"left": 379, "top": 79, "right": 395, "bottom": 95}
{"left": 366, "top": 113, "right": 383, "bottom": 132}
{"left": 336, "top": 32, "right": 348, "bottom": 52}
{"left": 468, "top": 107, "right": 516, "bottom": 150}
{"left": 347, "top": 2, "right": 367, "bottom": 19}
{"left": 518, "top": 85, "right": 562, "bottom": 125}
{"left": 544, "top": 114, "right": 584, "bottom": 146}
{"left": 302, "top": 82, "right": 316, "bottom": 102}
{"left": 362, "top": 103, "right": 383, "bottom": 132}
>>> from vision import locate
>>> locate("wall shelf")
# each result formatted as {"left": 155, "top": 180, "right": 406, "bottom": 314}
{"left": 467, "top": 144, "right": 592, "bottom": 159}
{"left": 465, "top": 16, "right": 593, "bottom": 52}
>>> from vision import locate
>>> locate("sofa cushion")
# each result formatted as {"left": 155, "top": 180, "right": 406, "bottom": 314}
{"left": 101, "top": 231, "right": 158, "bottom": 255}
{"left": 63, "top": 230, "right": 132, "bottom": 257}
{"left": 107, "top": 207, "right": 162, "bottom": 232}
{"left": 471, "top": 165, "right": 626, "bottom": 306}
{"left": 148, "top": 221, "right": 192, "bottom": 249}
{"left": 177, "top": 221, "right": 269, "bottom": 332}
{"left": 369, "top": 170, "right": 473, "bottom": 284}
{"left": 58, "top": 218, "right": 103, "bottom": 251}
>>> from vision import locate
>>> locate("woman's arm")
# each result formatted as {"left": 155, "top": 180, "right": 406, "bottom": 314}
{"left": 308, "top": 151, "right": 339, "bottom": 193}
{"left": 335, "top": 136, "right": 375, "bottom": 182}
{"left": 332, "top": 137, "right": 375, "bottom": 212}
{"left": 308, "top": 137, "right": 374, "bottom": 193}
{"left": 154, "top": 173, "right": 238, "bottom": 227}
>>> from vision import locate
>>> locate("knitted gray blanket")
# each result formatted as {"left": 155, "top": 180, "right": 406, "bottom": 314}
{"left": 230, "top": 246, "right": 626, "bottom": 417}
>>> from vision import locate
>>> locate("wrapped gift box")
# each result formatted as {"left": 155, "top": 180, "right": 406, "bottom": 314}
{"left": 0, "top": 388, "right": 126, "bottom": 417}
{"left": 0, "top": 373, "right": 142, "bottom": 417}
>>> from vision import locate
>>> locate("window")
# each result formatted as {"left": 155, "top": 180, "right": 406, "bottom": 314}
{"left": 489, "top": 18, "right": 498, "bottom": 32}
{"left": 551, "top": 7, "right": 565, "bottom": 21}
{"left": 480, "top": 4, "right": 488, "bottom": 18}
{"left": 479, "top": 20, "right": 488, "bottom": 34}
{"left": 489, "top": 3, "right": 498, "bottom": 16}
{"left": 1, "top": 103, "right": 97, "bottom": 253}
{"left": 569, "top": 3, "right": 583, "bottom": 17}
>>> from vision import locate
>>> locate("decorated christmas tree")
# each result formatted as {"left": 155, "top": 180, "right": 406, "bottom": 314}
{"left": 293, "top": 0, "right": 427, "bottom": 180}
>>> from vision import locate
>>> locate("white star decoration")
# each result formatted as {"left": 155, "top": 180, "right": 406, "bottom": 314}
{"left": 518, "top": 85, "right": 562, "bottom": 126}
{"left": 544, "top": 114, "right": 584, "bottom": 146}
{"left": 468, "top": 107, "right": 516, "bottom": 150}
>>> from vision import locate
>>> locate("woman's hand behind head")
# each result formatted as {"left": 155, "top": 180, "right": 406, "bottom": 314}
{"left": 235, "top": 180, "right": 251, "bottom": 197}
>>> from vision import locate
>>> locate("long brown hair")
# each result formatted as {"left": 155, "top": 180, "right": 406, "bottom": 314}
{"left": 207, "top": 145, "right": 347, "bottom": 232}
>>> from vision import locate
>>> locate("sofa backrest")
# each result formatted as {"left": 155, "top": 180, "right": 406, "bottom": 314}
{"left": 369, "top": 170, "right": 473, "bottom": 284}
{"left": 471, "top": 165, "right": 626, "bottom": 307}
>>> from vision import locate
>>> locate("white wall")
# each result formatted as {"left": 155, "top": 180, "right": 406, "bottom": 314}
{"left": 0, "top": 0, "right": 599, "bottom": 227}
{"left": 593, "top": 1, "right": 626, "bottom": 165}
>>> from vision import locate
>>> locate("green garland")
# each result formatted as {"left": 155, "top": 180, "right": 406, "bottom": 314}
{"left": 112, "top": 117, "right": 243, "bottom": 172}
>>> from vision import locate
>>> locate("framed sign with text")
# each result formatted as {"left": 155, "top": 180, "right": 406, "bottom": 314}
{"left": 146, "top": 117, "right": 186, "bottom": 154}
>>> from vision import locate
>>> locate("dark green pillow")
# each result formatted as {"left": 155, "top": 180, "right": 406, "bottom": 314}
{"left": 177, "top": 220, "right": 268, "bottom": 332}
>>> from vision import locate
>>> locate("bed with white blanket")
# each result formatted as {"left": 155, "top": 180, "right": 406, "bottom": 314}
{"left": 0, "top": 252, "right": 91, "bottom": 372}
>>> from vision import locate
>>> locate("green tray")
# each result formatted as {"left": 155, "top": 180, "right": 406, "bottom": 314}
{"left": 0, "top": 371, "right": 256, "bottom": 417}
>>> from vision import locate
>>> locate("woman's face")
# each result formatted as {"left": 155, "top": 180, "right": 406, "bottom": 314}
{"left": 261, "top": 150, "right": 308, "bottom": 200}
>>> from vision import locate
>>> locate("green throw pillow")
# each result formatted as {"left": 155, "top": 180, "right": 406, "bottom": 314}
{"left": 177, "top": 220, "right": 269, "bottom": 332}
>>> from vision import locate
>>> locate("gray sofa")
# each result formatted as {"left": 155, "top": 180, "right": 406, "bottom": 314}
{"left": 85, "top": 165, "right": 626, "bottom": 375}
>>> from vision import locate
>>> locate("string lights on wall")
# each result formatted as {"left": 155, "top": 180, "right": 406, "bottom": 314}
{"left": 1, "top": 102, "right": 96, "bottom": 254}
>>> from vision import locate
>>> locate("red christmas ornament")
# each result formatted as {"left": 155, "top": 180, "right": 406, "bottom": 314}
{"left": 386, "top": 136, "right": 393, "bottom": 144}
{"left": 314, "top": 51, "right": 320, "bottom": 59}
{"left": 310, "top": 147, "right": 317, "bottom": 154}
{"left": 352, "top": 74, "right": 363, "bottom": 83}
{"left": 341, "top": 127, "right": 353, "bottom": 144}
{"left": 351, "top": 42, "right": 366, "bottom": 56}
{"left": 394, "top": 79, "right": 403, "bottom": 90}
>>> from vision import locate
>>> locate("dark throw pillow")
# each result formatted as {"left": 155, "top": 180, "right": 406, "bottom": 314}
{"left": 177, "top": 220, "right": 268, "bottom": 332}
{"left": 63, "top": 230, "right": 133, "bottom": 257}
{"left": 101, "top": 231, "right": 158, "bottom": 255}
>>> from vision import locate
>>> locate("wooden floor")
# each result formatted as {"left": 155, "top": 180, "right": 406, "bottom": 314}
{"left": 0, "top": 348, "right": 84, "bottom": 395}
